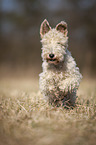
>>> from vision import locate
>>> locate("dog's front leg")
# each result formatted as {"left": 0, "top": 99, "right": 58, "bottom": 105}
{"left": 58, "top": 77, "right": 80, "bottom": 94}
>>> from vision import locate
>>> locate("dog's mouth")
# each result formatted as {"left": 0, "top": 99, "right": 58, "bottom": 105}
{"left": 49, "top": 59, "right": 56, "bottom": 62}
{"left": 47, "top": 58, "right": 59, "bottom": 64}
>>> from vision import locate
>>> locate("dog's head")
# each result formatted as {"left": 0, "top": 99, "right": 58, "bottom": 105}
{"left": 40, "top": 19, "right": 68, "bottom": 65}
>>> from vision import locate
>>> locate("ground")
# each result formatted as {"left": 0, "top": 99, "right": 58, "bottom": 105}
{"left": 0, "top": 74, "right": 96, "bottom": 145}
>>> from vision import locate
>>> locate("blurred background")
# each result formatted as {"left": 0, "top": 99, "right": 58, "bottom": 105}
{"left": 0, "top": 0, "right": 96, "bottom": 78}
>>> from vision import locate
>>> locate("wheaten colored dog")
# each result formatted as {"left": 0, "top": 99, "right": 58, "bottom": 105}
{"left": 39, "top": 19, "right": 82, "bottom": 107}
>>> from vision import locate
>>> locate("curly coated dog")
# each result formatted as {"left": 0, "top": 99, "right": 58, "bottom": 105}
{"left": 39, "top": 19, "right": 82, "bottom": 107}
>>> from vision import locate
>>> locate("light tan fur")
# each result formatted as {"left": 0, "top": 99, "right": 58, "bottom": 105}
{"left": 39, "top": 19, "right": 82, "bottom": 107}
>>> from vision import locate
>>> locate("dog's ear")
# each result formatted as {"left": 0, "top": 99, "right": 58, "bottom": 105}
{"left": 56, "top": 21, "right": 68, "bottom": 36}
{"left": 40, "top": 19, "right": 51, "bottom": 38}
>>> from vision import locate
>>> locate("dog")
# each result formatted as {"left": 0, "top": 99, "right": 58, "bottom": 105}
{"left": 39, "top": 19, "right": 82, "bottom": 107}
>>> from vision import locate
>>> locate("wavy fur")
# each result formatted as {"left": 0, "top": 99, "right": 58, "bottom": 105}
{"left": 39, "top": 19, "right": 82, "bottom": 107}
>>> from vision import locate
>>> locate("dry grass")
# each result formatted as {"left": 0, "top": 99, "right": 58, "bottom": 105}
{"left": 0, "top": 76, "right": 96, "bottom": 145}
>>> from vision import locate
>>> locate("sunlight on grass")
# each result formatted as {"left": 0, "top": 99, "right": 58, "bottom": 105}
{"left": 0, "top": 77, "right": 96, "bottom": 145}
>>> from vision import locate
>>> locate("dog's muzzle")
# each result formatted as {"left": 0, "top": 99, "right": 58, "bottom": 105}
{"left": 47, "top": 54, "right": 59, "bottom": 64}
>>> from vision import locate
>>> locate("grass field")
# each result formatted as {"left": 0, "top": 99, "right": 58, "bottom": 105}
{"left": 0, "top": 75, "right": 96, "bottom": 145}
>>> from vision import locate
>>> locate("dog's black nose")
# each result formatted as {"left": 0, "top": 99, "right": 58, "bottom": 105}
{"left": 49, "top": 54, "right": 54, "bottom": 58}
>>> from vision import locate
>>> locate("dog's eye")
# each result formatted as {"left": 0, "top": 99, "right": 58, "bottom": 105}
{"left": 57, "top": 42, "right": 64, "bottom": 47}
{"left": 57, "top": 42, "right": 63, "bottom": 45}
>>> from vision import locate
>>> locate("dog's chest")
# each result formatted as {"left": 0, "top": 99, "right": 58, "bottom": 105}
{"left": 45, "top": 71, "right": 65, "bottom": 86}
